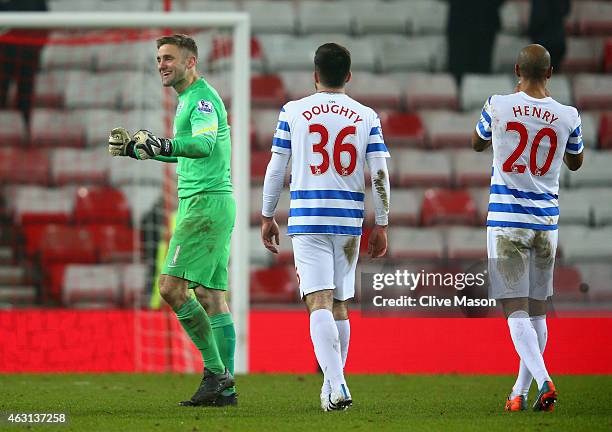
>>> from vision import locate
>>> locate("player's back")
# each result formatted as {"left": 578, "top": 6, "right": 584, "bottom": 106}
{"left": 274, "top": 92, "right": 387, "bottom": 235}
{"left": 482, "top": 91, "right": 583, "bottom": 230}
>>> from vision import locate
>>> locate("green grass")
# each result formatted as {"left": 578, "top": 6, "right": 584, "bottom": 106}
{"left": 0, "top": 374, "right": 611, "bottom": 431}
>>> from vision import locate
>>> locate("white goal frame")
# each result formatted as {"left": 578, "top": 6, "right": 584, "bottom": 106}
{"left": 0, "top": 12, "right": 251, "bottom": 373}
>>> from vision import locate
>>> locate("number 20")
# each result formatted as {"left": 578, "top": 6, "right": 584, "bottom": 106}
{"left": 309, "top": 124, "right": 357, "bottom": 176}
{"left": 503, "top": 122, "right": 557, "bottom": 176}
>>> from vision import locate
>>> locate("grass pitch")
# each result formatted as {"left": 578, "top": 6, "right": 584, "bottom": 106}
{"left": 0, "top": 374, "right": 610, "bottom": 431}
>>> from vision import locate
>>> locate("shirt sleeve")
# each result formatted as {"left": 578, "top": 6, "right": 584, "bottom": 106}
{"left": 565, "top": 113, "right": 584, "bottom": 155}
{"left": 365, "top": 112, "right": 390, "bottom": 160}
{"left": 171, "top": 100, "right": 219, "bottom": 158}
{"left": 271, "top": 105, "right": 292, "bottom": 155}
{"left": 367, "top": 156, "right": 390, "bottom": 226}
{"left": 475, "top": 96, "right": 493, "bottom": 140}
{"left": 262, "top": 151, "right": 290, "bottom": 217}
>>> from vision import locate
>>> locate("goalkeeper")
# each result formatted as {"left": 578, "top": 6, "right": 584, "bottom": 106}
{"left": 108, "top": 34, "right": 236, "bottom": 407}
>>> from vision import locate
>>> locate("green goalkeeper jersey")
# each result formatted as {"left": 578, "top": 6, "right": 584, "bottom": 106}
{"left": 158, "top": 77, "right": 232, "bottom": 197}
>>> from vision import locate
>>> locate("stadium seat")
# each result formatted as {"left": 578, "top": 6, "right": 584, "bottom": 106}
{"left": 252, "top": 109, "right": 282, "bottom": 151}
{"left": 340, "top": 38, "right": 378, "bottom": 72}
{"left": 352, "top": 1, "right": 409, "bottom": 35}
{"left": 0, "top": 148, "right": 49, "bottom": 185}
{"left": 117, "top": 184, "right": 162, "bottom": 226}
{"left": 395, "top": 149, "right": 451, "bottom": 187}
{"left": 576, "top": 1, "right": 612, "bottom": 35}
{"left": 446, "top": 227, "right": 487, "bottom": 260}
{"left": 250, "top": 186, "right": 290, "bottom": 225}
{"left": 552, "top": 265, "right": 583, "bottom": 299}
{"left": 251, "top": 75, "right": 287, "bottom": 108}
{"left": 251, "top": 150, "right": 272, "bottom": 185}
{"left": 110, "top": 158, "right": 165, "bottom": 186}
{"left": 249, "top": 227, "right": 274, "bottom": 266}
{"left": 420, "top": 110, "right": 478, "bottom": 148}
{"left": 388, "top": 189, "right": 422, "bottom": 226}
{"left": 50, "top": 0, "right": 156, "bottom": 12}
{"left": 119, "top": 263, "right": 147, "bottom": 307}
{"left": 398, "top": 73, "right": 459, "bottom": 111}
{"left": 209, "top": 34, "right": 265, "bottom": 73}
{"left": 387, "top": 227, "right": 444, "bottom": 260}
{"left": 421, "top": 188, "right": 478, "bottom": 226}
{"left": 0, "top": 110, "right": 26, "bottom": 147}
{"left": 566, "top": 150, "right": 612, "bottom": 187}
{"left": 408, "top": 0, "right": 449, "bottom": 34}
{"left": 500, "top": 0, "right": 529, "bottom": 34}
{"left": 171, "top": 0, "right": 238, "bottom": 12}
{"left": 11, "top": 186, "right": 75, "bottom": 225}
{"left": 469, "top": 187, "right": 489, "bottom": 224}
{"left": 117, "top": 75, "right": 165, "bottom": 110}
{"left": 250, "top": 266, "right": 298, "bottom": 303}
{"left": 591, "top": 189, "right": 612, "bottom": 226}
{"left": 559, "top": 226, "right": 612, "bottom": 263}
{"left": 492, "top": 34, "right": 530, "bottom": 73}
{"left": 62, "top": 264, "right": 121, "bottom": 307}
{"left": 375, "top": 36, "right": 441, "bottom": 72}
{"left": 51, "top": 148, "right": 109, "bottom": 185}
{"left": 40, "top": 35, "right": 96, "bottom": 70}
{"left": 22, "top": 223, "right": 54, "bottom": 257}
{"left": 275, "top": 225, "right": 294, "bottom": 265}
{"left": 562, "top": 37, "right": 604, "bottom": 72}
{"left": 33, "top": 70, "right": 74, "bottom": 107}
{"left": 379, "top": 112, "right": 425, "bottom": 148}
{"left": 579, "top": 111, "right": 599, "bottom": 149}
{"left": 599, "top": 112, "right": 612, "bottom": 149}
{"left": 575, "top": 263, "right": 612, "bottom": 300}
{"left": 298, "top": 1, "right": 352, "bottom": 34}
{"left": 557, "top": 188, "right": 593, "bottom": 226}
{"left": 30, "top": 109, "right": 85, "bottom": 148}
{"left": 39, "top": 225, "right": 97, "bottom": 265}
{"left": 547, "top": 75, "right": 573, "bottom": 106}
{"left": 574, "top": 74, "right": 612, "bottom": 111}
{"left": 45, "top": 263, "right": 67, "bottom": 303}
{"left": 86, "top": 224, "right": 139, "bottom": 262}
{"left": 245, "top": 1, "right": 296, "bottom": 34}
{"left": 64, "top": 71, "right": 126, "bottom": 109}
{"left": 605, "top": 39, "right": 612, "bottom": 73}
{"left": 346, "top": 72, "right": 402, "bottom": 110}
{"left": 453, "top": 149, "right": 493, "bottom": 187}
{"left": 93, "top": 40, "right": 157, "bottom": 72}
{"left": 460, "top": 74, "right": 514, "bottom": 111}
{"left": 280, "top": 71, "right": 316, "bottom": 101}
{"left": 73, "top": 186, "right": 131, "bottom": 226}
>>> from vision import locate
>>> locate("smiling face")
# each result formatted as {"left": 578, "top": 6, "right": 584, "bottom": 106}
{"left": 156, "top": 43, "right": 195, "bottom": 90}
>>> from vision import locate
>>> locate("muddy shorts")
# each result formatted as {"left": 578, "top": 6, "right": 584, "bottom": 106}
{"left": 487, "top": 226, "right": 558, "bottom": 300}
{"left": 162, "top": 193, "right": 235, "bottom": 290}
{"left": 290, "top": 234, "right": 361, "bottom": 301}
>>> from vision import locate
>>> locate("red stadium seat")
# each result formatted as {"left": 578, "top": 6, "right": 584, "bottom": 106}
{"left": 86, "top": 224, "right": 139, "bottom": 262}
{"left": 380, "top": 112, "right": 425, "bottom": 148}
{"left": 250, "top": 266, "right": 298, "bottom": 303}
{"left": 0, "top": 148, "right": 49, "bottom": 185}
{"left": 73, "top": 187, "right": 131, "bottom": 226}
{"left": 553, "top": 265, "right": 583, "bottom": 298}
{"left": 251, "top": 150, "right": 271, "bottom": 185}
{"left": 599, "top": 112, "right": 612, "bottom": 149}
{"left": 605, "top": 39, "right": 612, "bottom": 73}
{"left": 208, "top": 35, "right": 264, "bottom": 72}
{"left": 251, "top": 74, "right": 287, "bottom": 108}
{"left": 0, "top": 110, "right": 26, "bottom": 147}
{"left": 421, "top": 188, "right": 479, "bottom": 226}
{"left": 39, "top": 225, "right": 97, "bottom": 265}
{"left": 44, "top": 263, "right": 67, "bottom": 303}
{"left": 22, "top": 223, "right": 52, "bottom": 257}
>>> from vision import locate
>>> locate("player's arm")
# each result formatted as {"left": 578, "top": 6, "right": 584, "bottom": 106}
{"left": 367, "top": 156, "right": 390, "bottom": 258}
{"left": 366, "top": 115, "right": 390, "bottom": 258}
{"left": 154, "top": 155, "right": 178, "bottom": 163}
{"left": 473, "top": 96, "right": 493, "bottom": 152}
{"left": 564, "top": 116, "right": 584, "bottom": 171}
{"left": 261, "top": 106, "right": 292, "bottom": 254}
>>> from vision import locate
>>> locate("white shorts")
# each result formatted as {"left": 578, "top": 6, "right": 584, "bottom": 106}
{"left": 291, "top": 234, "right": 360, "bottom": 301}
{"left": 487, "top": 226, "right": 558, "bottom": 300}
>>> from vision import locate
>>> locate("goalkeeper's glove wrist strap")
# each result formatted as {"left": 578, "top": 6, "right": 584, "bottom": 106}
{"left": 160, "top": 138, "right": 173, "bottom": 157}
{"left": 126, "top": 142, "right": 138, "bottom": 159}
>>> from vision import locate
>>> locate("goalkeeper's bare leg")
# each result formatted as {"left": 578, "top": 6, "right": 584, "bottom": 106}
{"left": 159, "top": 275, "right": 234, "bottom": 406}
{"left": 194, "top": 286, "right": 238, "bottom": 406}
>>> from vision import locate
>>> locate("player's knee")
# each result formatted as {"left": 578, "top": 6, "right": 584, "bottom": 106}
{"left": 159, "top": 275, "right": 188, "bottom": 308}
{"left": 305, "top": 290, "right": 334, "bottom": 313}
{"left": 528, "top": 299, "right": 547, "bottom": 316}
{"left": 194, "top": 286, "right": 229, "bottom": 315}
{"left": 332, "top": 300, "right": 349, "bottom": 320}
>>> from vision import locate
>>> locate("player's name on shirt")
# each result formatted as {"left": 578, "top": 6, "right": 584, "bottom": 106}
{"left": 301, "top": 103, "right": 364, "bottom": 124}
{"left": 511, "top": 104, "right": 559, "bottom": 124}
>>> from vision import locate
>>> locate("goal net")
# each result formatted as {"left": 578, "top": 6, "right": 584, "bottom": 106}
{"left": 0, "top": 12, "right": 250, "bottom": 373}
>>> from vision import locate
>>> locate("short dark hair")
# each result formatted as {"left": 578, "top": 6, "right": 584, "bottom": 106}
{"left": 314, "top": 43, "right": 351, "bottom": 88}
{"left": 156, "top": 34, "right": 198, "bottom": 58}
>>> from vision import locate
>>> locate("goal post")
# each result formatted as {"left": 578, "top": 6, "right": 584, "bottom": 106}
{"left": 0, "top": 12, "right": 251, "bottom": 373}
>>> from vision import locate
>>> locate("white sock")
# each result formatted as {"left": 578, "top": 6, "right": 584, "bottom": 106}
{"left": 511, "top": 315, "right": 548, "bottom": 398}
{"left": 507, "top": 311, "right": 551, "bottom": 390}
{"left": 310, "top": 309, "right": 346, "bottom": 391}
{"left": 322, "top": 319, "right": 351, "bottom": 395}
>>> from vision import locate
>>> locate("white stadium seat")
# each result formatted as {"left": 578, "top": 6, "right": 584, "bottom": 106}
{"left": 298, "top": 1, "right": 352, "bottom": 34}
{"left": 566, "top": 150, "right": 612, "bottom": 187}
{"left": 346, "top": 72, "right": 402, "bottom": 110}
{"left": 395, "top": 149, "right": 452, "bottom": 187}
{"left": 559, "top": 226, "right": 612, "bottom": 263}
{"left": 352, "top": 1, "right": 409, "bottom": 35}
{"left": 62, "top": 264, "right": 121, "bottom": 307}
{"left": 453, "top": 149, "right": 493, "bottom": 187}
{"left": 557, "top": 189, "right": 593, "bottom": 226}
{"left": 446, "top": 227, "right": 487, "bottom": 259}
{"left": 245, "top": 1, "right": 297, "bottom": 34}
{"left": 420, "top": 110, "right": 479, "bottom": 148}
{"left": 388, "top": 227, "right": 445, "bottom": 260}
{"left": 461, "top": 74, "right": 514, "bottom": 111}
{"left": 398, "top": 72, "right": 458, "bottom": 111}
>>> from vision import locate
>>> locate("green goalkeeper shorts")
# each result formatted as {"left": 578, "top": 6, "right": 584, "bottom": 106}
{"left": 162, "top": 193, "right": 235, "bottom": 291}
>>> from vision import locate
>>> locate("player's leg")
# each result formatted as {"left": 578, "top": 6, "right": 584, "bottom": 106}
{"left": 293, "top": 234, "right": 350, "bottom": 410}
{"left": 195, "top": 286, "right": 237, "bottom": 405}
{"left": 488, "top": 227, "right": 546, "bottom": 411}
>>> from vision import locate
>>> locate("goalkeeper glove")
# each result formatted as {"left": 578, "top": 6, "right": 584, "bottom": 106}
{"left": 108, "top": 127, "right": 137, "bottom": 158}
{"left": 133, "top": 129, "right": 173, "bottom": 160}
